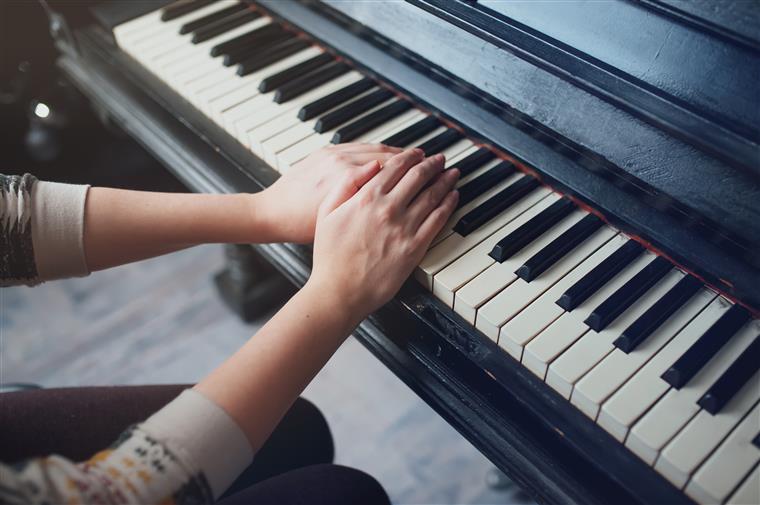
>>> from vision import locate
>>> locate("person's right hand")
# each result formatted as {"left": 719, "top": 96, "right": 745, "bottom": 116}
{"left": 256, "top": 143, "right": 402, "bottom": 243}
{"left": 308, "top": 148, "right": 460, "bottom": 321}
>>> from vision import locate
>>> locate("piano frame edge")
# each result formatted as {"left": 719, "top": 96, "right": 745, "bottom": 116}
{"left": 56, "top": 23, "right": 693, "bottom": 505}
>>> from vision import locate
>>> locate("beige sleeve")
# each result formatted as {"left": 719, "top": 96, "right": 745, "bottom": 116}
{"left": 30, "top": 180, "right": 90, "bottom": 281}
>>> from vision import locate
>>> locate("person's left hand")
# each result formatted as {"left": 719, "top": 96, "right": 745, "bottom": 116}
{"left": 255, "top": 143, "right": 403, "bottom": 243}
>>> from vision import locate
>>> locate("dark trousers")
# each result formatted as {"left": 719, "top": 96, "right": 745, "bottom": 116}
{"left": 0, "top": 385, "right": 390, "bottom": 505}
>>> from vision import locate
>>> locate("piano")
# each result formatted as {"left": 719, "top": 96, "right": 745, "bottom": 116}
{"left": 53, "top": 1, "right": 760, "bottom": 503}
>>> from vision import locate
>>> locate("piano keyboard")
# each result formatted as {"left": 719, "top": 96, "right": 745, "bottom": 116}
{"left": 113, "top": 3, "right": 760, "bottom": 503}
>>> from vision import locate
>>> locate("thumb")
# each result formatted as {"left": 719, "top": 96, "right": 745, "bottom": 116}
{"left": 319, "top": 160, "right": 381, "bottom": 218}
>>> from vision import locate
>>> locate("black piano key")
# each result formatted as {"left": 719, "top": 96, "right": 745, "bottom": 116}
{"left": 456, "top": 161, "right": 515, "bottom": 208}
{"left": 211, "top": 23, "right": 287, "bottom": 58}
{"left": 753, "top": 432, "right": 760, "bottom": 449}
{"left": 489, "top": 199, "right": 576, "bottom": 263}
{"left": 191, "top": 9, "right": 260, "bottom": 44}
{"left": 661, "top": 304, "right": 751, "bottom": 389}
{"left": 516, "top": 214, "right": 604, "bottom": 282}
{"left": 223, "top": 31, "right": 292, "bottom": 66}
{"left": 453, "top": 175, "right": 540, "bottom": 237}
{"left": 298, "top": 77, "right": 375, "bottom": 121}
{"left": 584, "top": 256, "right": 673, "bottom": 332}
{"left": 417, "top": 129, "right": 463, "bottom": 156}
{"left": 237, "top": 38, "right": 310, "bottom": 76}
{"left": 697, "top": 336, "right": 759, "bottom": 414}
{"left": 382, "top": 116, "right": 440, "bottom": 147}
{"left": 258, "top": 53, "right": 334, "bottom": 93}
{"left": 314, "top": 88, "right": 394, "bottom": 133}
{"left": 179, "top": 2, "right": 245, "bottom": 34}
{"left": 452, "top": 148, "right": 496, "bottom": 177}
{"left": 556, "top": 239, "right": 644, "bottom": 311}
{"left": 161, "top": 0, "right": 216, "bottom": 22}
{"left": 331, "top": 99, "right": 412, "bottom": 143}
{"left": 274, "top": 62, "right": 351, "bottom": 104}
{"left": 614, "top": 275, "right": 702, "bottom": 353}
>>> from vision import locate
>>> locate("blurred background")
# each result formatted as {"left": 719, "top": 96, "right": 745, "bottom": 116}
{"left": 1, "top": 2, "right": 531, "bottom": 503}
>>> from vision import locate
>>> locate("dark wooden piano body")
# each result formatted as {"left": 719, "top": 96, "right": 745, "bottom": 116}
{"left": 56, "top": 1, "right": 759, "bottom": 503}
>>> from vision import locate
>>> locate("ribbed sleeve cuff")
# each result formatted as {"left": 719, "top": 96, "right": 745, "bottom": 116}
{"left": 140, "top": 389, "right": 254, "bottom": 499}
{"left": 30, "top": 180, "right": 90, "bottom": 281}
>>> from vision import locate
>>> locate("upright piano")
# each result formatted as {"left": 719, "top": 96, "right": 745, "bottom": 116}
{"left": 54, "top": 1, "right": 760, "bottom": 503}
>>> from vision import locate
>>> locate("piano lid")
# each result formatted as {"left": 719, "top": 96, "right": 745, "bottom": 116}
{"left": 307, "top": 0, "right": 760, "bottom": 260}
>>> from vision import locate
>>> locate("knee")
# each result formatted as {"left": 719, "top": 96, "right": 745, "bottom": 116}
{"left": 303, "top": 464, "right": 390, "bottom": 505}
{"left": 288, "top": 398, "right": 334, "bottom": 463}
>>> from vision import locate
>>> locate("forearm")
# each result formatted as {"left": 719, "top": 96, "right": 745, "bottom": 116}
{"left": 194, "top": 281, "right": 359, "bottom": 452}
{"left": 84, "top": 188, "right": 276, "bottom": 271}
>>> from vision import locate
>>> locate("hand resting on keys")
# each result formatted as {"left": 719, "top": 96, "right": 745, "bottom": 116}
{"left": 311, "top": 148, "right": 461, "bottom": 317}
{"left": 258, "top": 142, "right": 403, "bottom": 243}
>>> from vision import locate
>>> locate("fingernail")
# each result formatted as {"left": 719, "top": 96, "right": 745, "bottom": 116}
{"left": 450, "top": 189, "right": 459, "bottom": 200}
{"left": 434, "top": 153, "right": 445, "bottom": 162}
{"left": 447, "top": 168, "right": 460, "bottom": 178}
{"left": 413, "top": 148, "right": 425, "bottom": 156}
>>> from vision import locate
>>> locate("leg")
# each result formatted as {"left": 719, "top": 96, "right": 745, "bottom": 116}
{"left": 0, "top": 385, "right": 333, "bottom": 488}
{"left": 221, "top": 397, "right": 334, "bottom": 497}
{"left": 217, "top": 464, "right": 390, "bottom": 505}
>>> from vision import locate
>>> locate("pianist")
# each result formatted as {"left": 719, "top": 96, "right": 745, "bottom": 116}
{"left": 0, "top": 145, "right": 459, "bottom": 504}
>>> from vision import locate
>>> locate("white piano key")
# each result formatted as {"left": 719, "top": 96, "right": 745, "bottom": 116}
{"left": 546, "top": 263, "right": 682, "bottom": 401}
{"left": 128, "top": 1, "right": 240, "bottom": 54}
{"left": 431, "top": 184, "right": 561, "bottom": 308}
{"left": 446, "top": 145, "right": 478, "bottom": 170}
{"left": 401, "top": 125, "right": 448, "bottom": 149}
{"left": 727, "top": 465, "right": 759, "bottom": 505}
{"left": 113, "top": 8, "right": 164, "bottom": 41}
{"left": 597, "top": 295, "right": 731, "bottom": 442}
{"left": 248, "top": 71, "right": 363, "bottom": 151}
{"left": 253, "top": 82, "right": 385, "bottom": 156}
{"left": 164, "top": 19, "right": 273, "bottom": 86}
{"left": 128, "top": 2, "right": 238, "bottom": 42}
{"left": 159, "top": 17, "right": 269, "bottom": 68}
{"left": 501, "top": 234, "right": 629, "bottom": 364}
{"left": 364, "top": 115, "right": 432, "bottom": 144}
{"left": 350, "top": 108, "right": 427, "bottom": 144}
{"left": 431, "top": 159, "right": 520, "bottom": 248}
{"left": 626, "top": 318, "right": 758, "bottom": 465}
{"left": 455, "top": 209, "right": 588, "bottom": 329}
{"left": 467, "top": 225, "right": 616, "bottom": 352}
{"left": 655, "top": 371, "right": 759, "bottom": 488}
{"left": 258, "top": 88, "right": 424, "bottom": 158}
{"left": 685, "top": 402, "right": 760, "bottom": 504}
{"left": 571, "top": 286, "right": 716, "bottom": 421}
{"left": 242, "top": 72, "right": 364, "bottom": 143}
{"left": 116, "top": 2, "right": 236, "bottom": 51}
{"left": 274, "top": 98, "right": 398, "bottom": 171}
{"left": 521, "top": 252, "right": 657, "bottom": 396}
{"left": 415, "top": 188, "right": 555, "bottom": 292}
{"left": 199, "top": 47, "right": 322, "bottom": 116}
{"left": 213, "top": 51, "right": 332, "bottom": 127}
{"left": 435, "top": 138, "right": 473, "bottom": 163}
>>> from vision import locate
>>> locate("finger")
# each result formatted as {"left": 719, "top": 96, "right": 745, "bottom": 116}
{"left": 416, "top": 190, "right": 459, "bottom": 246}
{"left": 407, "top": 168, "right": 459, "bottom": 230}
{"left": 340, "top": 151, "right": 398, "bottom": 167}
{"left": 329, "top": 143, "right": 403, "bottom": 153}
{"left": 367, "top": 148, "right": 425, "bottom": 194}
{"left": 390, "top": 153, "right": 446, "bottom": 208}
{"left": 319, "top": 160, "right": 381, "bottom": 217}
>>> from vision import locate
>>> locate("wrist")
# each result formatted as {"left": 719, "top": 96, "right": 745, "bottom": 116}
{"left": 245, "top": 190, "right": 279, "bottom": 243}
{"left": 301, "top": 277, "right": 366, "bottom": 332}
